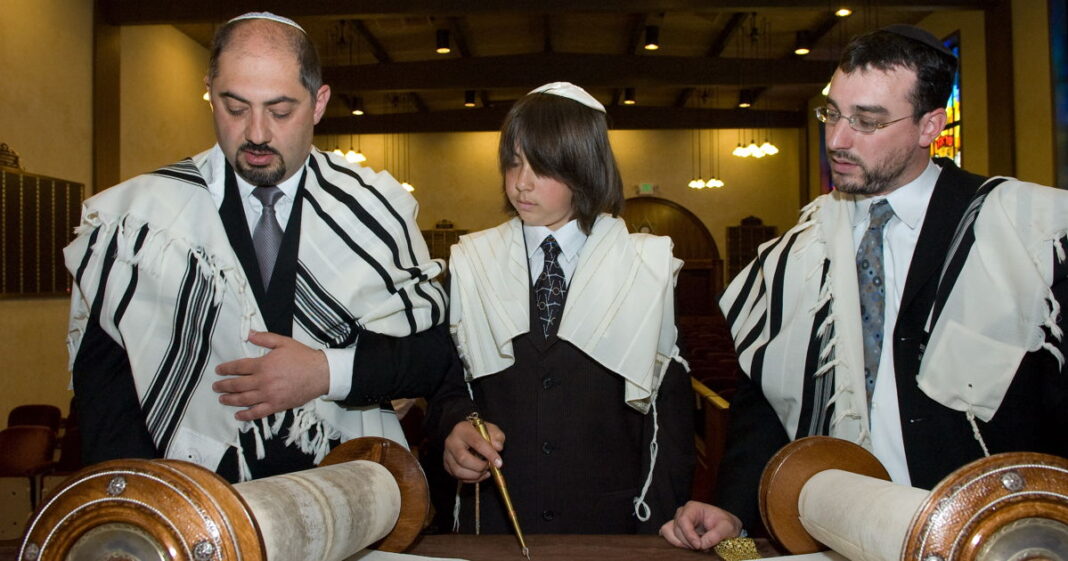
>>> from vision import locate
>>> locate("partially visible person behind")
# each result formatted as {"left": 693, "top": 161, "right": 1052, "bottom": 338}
{"left": 662, "top": 24, "right": 1068, "bottom": 550}
{"left": 426, "top": 82, "right": 695, "bottom": 534}
{"left": 66, "top": 12, "right": 457, "bottom": 483}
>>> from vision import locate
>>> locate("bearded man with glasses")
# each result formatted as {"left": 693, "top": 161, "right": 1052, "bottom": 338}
{"left": 661, "top": 24, "right": 1068, "bottom": 551}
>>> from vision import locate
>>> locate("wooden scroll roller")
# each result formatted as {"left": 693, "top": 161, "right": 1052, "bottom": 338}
{"left": 759, "top": 436, "right": 1068, "bottom": 561}
{"left": 18, "top": 437, "right": 429, "bottom": 561}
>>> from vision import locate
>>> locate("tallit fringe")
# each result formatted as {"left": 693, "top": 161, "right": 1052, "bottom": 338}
{"left": 1042, "top": 229, "right": 1066, "bottom": 367}
{"left": 287, "top": 406, "right": 341, "bottom": 464}
{"left": 965, "top": 410, "right": 991, "bottom": 457}
{"left": 813, "top": 357, "right": 839, "bottom": 378}
{"left": 237, "top": 443, "right": 253, "bottom": 482}
{"left": 632, "top": 397, "right": 659, "bottom": 522}
{"left": 451, "top": 480, "right": 463, "bottom": 533}
{"left": 82, "top": 213, "right": 258, "bottom": 328}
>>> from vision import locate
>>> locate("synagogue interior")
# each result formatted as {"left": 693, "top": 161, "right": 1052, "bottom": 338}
{"left": 1, "top": 0, "right": 1065, "bottom": 558}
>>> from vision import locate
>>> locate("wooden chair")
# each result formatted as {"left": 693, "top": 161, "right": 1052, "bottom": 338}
{"left": 7, "top": 404, "right": 62, "bottom": 432}
{"left": 690, "top": 378, "right": 730, "bottom": 503}
{"left": 0, "top": 426, "right": 56, "bottom": 510}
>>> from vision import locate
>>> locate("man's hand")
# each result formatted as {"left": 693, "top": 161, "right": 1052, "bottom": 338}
{"left": 659, "top": 501, "right": 743, "bottom": 550}
{"left": 213, "top": 331, "right": 329, "bottom": 422}
{"left": 443, "top": 419, "right": 505, "bottom": 483}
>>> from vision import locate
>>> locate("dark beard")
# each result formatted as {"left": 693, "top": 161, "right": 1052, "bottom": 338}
{"left": 236, "top": 142, "right": 287, "bottom": 186}
{"left": 828, "top": 148, "right": 911, "bottom": 195}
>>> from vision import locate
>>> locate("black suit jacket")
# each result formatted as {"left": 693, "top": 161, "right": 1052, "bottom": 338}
{"left": 715, "top": 160, "right": 1068, "bottom": 532}
{"left": 426, "top": 288, "right": 694, "bottom": 534}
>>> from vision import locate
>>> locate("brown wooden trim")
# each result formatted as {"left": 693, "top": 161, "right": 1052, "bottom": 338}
{"left": 93, "top": 11, "right": 121, "bottom": 194}
{"left": 318, "top": 106, "right": 805, "bottom": 134}
{"left": 100, "top": 0, "right": 995, "bottom": 25}
{"left": 322, "top": 54, "right": 836, "bottom": 92}
{"left": 985, "top": 0, "right": 1016, "bottom": 176}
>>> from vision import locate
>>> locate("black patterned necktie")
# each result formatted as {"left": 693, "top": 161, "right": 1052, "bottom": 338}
{"left": 534, "top": 236, "right": 568, "bottom": 337}
{"left": 252, "top": 186, "right": 284, "bottom": 287}
{"left": 856, "top": 199, "right": 895, "bottom": 408}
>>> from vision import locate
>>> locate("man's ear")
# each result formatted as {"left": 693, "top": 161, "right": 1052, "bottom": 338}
{"left": 917, "top": 107, "right": 947, "bottom": 148}
{"left": 313, "top": 85, "right": 331, "bottom": 124}
{"left": 203, "top": 76, "right": 213, "bottom": 111}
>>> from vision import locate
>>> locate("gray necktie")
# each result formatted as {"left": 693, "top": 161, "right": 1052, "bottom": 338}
{"left": 856, "top": 199, "right": 895, "bottom": 408}
{"left": 252, "top": 186, "right": 284, "bottom": 287}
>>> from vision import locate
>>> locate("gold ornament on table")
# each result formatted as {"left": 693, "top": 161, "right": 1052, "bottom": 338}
{"left": 713, "top": 537, "right": 761, "bottom": 561}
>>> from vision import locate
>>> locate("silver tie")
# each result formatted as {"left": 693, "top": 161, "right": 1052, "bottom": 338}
{"left": 252, "top": 186, "right": 284, "bottom": 287}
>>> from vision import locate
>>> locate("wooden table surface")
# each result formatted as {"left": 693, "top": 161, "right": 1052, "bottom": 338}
{"left": 3, "top": 535, "right": 777, "bottom": 561}
{"left": 407, "top": 534, "right": 778, "bottom": 561}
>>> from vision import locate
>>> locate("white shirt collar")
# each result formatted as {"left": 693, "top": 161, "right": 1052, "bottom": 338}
{"left": 852, "top": 159, "right": 942, "bottom": 230}
{"left": 523, "top": 219, "right": 587, "bottom": 261}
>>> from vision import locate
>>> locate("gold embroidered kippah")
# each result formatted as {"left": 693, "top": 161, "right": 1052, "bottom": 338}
{"left": 713, "top": 537, "right": 761, "bottom": 561}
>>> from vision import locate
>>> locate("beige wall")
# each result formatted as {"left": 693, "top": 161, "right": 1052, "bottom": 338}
{"left": 318, "top": 128, "right": 803, "bottom": 247}
{"left": 0, "top": 0, "right": 93, "bottom": 185}
{"left": 0, "top": 0, "right": 95, "bottom": 419}
{"left": 120, "top": 25, "right": 215, "bottom": 181}
{"left": 1012, "top": 0, "right": 1055, "bottom": 185}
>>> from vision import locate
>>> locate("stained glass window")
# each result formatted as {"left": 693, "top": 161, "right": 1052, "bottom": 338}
{"left": 931, "top": 33, "right": 962, "bottom": 166}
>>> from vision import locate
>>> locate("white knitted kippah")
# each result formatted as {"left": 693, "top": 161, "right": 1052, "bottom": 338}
{"left": 528, "top": 82, "right": 606, "bottom": 113}
{"left": 227, "top": 11, "right": 306, "bottom": 33}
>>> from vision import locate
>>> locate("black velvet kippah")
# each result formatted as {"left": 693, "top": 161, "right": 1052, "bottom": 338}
{"left": 881, "top": 24, "right": 956, "bottom": 58}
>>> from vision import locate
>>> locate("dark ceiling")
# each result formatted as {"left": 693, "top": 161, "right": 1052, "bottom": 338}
{"left": 99, "top": 0, "right": 990, "bottom": 134}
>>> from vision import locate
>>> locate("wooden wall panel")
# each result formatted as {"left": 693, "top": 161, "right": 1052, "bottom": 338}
{"left": 0, "top": 168, "right": 84, "bottom": 298}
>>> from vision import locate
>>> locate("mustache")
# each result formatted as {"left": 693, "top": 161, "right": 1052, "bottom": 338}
{"left": 240, "top": 142, "right": 280, "bottom": 156}
{"left": 827, "top": 149, "right": 861, "bottom": 165}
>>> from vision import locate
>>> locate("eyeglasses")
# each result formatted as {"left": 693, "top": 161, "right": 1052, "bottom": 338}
{"left": 814, "top": 106, "right": 911, "bottom": 133}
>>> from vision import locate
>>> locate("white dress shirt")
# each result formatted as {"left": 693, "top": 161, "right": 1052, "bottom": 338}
{"left": 850, "top": 160, "right": 942, "bottom": 485}
{"left": 207, "top": 165, "right": 354, "bottom": 401}
{"left": 523, "top": 220, "right": 588, "bottom": 284}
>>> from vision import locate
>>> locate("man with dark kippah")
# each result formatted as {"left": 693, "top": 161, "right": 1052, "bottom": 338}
{"left": 662, "top": 24, "right": 1068, "bottom": 550}
{"left": 66, "top": 12, "right": 459, "bottom": 482}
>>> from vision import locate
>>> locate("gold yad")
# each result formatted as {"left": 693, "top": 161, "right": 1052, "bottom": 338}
{"left": 712, "top": 537, "right": 761, "bottom": 561}
{"left": 467, "top": 412, "right": 530, "bottom": 559}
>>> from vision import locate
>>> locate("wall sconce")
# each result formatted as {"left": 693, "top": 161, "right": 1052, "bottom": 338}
{"left": 644, "top": 25, "right": 660, "bottom": 50}
{"left": 464, "top": 90, "right": 477, "bottom": 107}
{"left": 623, "top": 88, "right": 636, "bottom": 105}
{"left": 436, "top": 29, "right": 451, "bottom": 54}
{"left": 794, "top": 31, "right": 812, "bottom": 56}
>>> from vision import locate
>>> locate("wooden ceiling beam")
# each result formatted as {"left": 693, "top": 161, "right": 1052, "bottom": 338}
{"left": 322, "top": 53, "right": 836, "bottom": 91}
{"left": 317, "top": 106, "right": 805, "bottom": 134}
{"left": 542, "top": 15, "right": 554, "bottom": 53}
{"left": 675, "top": 12, "right": 749, "bottom": 108}
{"left": 350, "top": 19, "right": 391, "bottom": 63}
{"left": 100, "top": 0, "right": 993, "bottom": 25}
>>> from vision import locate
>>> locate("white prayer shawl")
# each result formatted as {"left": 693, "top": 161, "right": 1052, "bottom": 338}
{"left": 918, "top": 179, "right": 1067, "bottom": 423}
{"left": 721, "top": 177, "right": 1067, "bottom": 451}
{"left": 722, "top": 191, "right": 870, "bottom": 446}
{"left": 65, "top": 145, "right": 445, "bottom": 480}
{"left": 449, "top": 215, "right": 685, "bottom": 413}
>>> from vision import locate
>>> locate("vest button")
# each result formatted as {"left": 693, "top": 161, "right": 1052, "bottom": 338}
{"left": 542, "top": 441, "right": 554, "bottom": 455}
{"left": 542, "top": 376, "right": 554, "bottom": 390}
{"left": 541, "top": 510, "right": 555, "bottom": 521}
